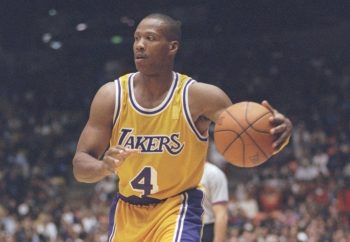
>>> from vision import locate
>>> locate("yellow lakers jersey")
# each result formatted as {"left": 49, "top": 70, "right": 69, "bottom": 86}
{"left": 109, "top": 72, "right": 208, "bottom": 201}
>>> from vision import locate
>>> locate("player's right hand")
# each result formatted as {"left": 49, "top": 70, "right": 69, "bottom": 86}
{"left": 262, "top": 100, "right": 293, "bottom": 153}
{"left": 102, "top": 146, "right": 139, "bottom": 175}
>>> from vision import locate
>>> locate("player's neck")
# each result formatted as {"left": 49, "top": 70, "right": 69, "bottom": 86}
{"left": 135, "top": 71, "right": 174, "bottom": 95}
{"left": 132, "top": 71, "right": 175, "bottom": 108}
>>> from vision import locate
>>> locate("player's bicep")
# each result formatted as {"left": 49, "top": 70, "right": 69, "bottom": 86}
{"left": 190, "top": 82, "right": 232, "bottom": 123}
{"left": 76, "top": 122, "right": 111, "bottom": 159}
{"left": 207, "top": 87, "right": 232, "bottom": 122}
{"left": 76, "top": 82, "right": 115, "bottom": 158}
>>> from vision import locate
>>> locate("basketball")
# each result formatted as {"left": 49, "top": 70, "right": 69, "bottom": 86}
{"left": 214, "top": 101, "right": 275, "bottom": 168}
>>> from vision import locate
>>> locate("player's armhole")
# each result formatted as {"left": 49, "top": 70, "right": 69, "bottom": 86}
{"left": 98, "top": 79, "right": 121, "bottom": 161}
{"left": 182, "top": 79, "right": 208, "bottom": 142}
{"left": 112, "top": 78, "right": 122, "bottom": 126}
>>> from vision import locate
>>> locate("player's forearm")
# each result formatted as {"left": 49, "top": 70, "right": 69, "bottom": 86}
{"left": 214, "top": 212, "right": 228, "bottom": 242}
{"left": 72, "top": 152, "right": 110, "bottom": 183}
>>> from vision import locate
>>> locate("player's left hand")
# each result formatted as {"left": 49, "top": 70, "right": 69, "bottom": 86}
{"left": 102, "top": 146, "right": 140, "bottom": 175}
{"left": 262, "top": 100, "right": 293, "bottom": 153}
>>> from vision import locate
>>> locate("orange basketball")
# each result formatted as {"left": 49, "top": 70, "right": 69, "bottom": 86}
{"left": 214, "top": 101, "right": 275, "bottom": 168}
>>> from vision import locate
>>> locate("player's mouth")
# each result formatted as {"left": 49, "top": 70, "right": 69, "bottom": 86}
{"left": 135, "top": 53, "right": 147, "bottom": 60}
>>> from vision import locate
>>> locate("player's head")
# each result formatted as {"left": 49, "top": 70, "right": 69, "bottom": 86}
{"left": 133, "top": 13, "right": 181, "bottom": 74}
{"left": 142, "top": 13, "right": 182, "bottom": 42}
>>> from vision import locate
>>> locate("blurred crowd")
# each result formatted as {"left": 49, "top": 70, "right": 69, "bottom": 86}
{"left": 221, "top": 122, "right": 350, "bottom": 242}
{"left": 1, "top": 2, "right": 350, "bottom": 242}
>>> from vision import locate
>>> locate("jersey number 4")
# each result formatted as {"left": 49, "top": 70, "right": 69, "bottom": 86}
{"left": 130, "top": 166, "right": 159, "bottom": 196}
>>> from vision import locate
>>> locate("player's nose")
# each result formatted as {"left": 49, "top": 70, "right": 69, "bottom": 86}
{"left": 135, "top": 39, "right": 145, "bottom": 51}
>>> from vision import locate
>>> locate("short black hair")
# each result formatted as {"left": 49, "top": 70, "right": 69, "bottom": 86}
{"left": 143, "top": 13, "right": 182, "bottom": 42}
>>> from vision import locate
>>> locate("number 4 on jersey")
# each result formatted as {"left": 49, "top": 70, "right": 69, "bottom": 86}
{"left": 130, "top": 166, "right": 159, "bottom": 196}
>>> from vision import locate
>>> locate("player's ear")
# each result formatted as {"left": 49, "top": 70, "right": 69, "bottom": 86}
{"left": 169, "top": 41, "right": 179, "bottom": 54}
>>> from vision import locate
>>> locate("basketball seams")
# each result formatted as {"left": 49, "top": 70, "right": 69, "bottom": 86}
{"left": 244, "top": 130, "right": 269, "bottom": 161}
{"left": 225, "top": 135, "right": 244, "bottom": 167}
{"left": 216, "top": 104, "right": 271, "bottom": 167}
{"left": 214, "top": 129, "right": 245, "bottom": 167}
{"left": 246, "top": 102, "right": 272, "bottom": 134}
{"left": 244, "top": 103, "right": 272, "bottom": 161}
{"left": 215, "top": 110, "right": 243, "bottom": 150}
{"left": 214, "top": 102, "right": 274, "bottom": 168}
{"left": 215, "top": 110, "right": 247, "bottom": 166}
{"left": 225, "top": 108, "right": 271, "bottom": 140}
{"left": 226, "top": 108, "right": 271, "bottom": 135}
{"left": 244, "top": 104, "right": 271, "bottom": 159}
{"left": 219, "top": 130, "right": 240, "bottom": 154}
{"left": 244, "top": 110, "right": 273, "bottom": 161}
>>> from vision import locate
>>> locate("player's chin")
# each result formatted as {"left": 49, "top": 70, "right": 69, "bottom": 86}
{"left": 134, "top": 61, "right": 148, "bottom": 72}
{"left": 135, "top": 64, "right": 157, "bottom": 75}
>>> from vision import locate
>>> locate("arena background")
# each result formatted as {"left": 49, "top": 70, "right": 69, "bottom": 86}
{"left": 1, "top": 0, "right": 350, "bottom": 241}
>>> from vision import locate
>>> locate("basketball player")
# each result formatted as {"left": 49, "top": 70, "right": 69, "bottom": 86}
{"left": 72, "top": 13, "right": 293, "bottom": 242}
{"left": 201, "top": 161, "right": 229, "bottom": 242}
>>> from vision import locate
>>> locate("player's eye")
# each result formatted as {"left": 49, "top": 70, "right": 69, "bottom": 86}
{"left": 147, "top": 35, "right": 155, "bottom": 41}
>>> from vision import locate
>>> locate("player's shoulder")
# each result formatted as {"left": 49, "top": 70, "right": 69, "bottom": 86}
{"left": 186, "top": 79, "right": 229, "bottom": 104}
{"left": 96, "top": 81, "right": 115, "bottom": 97}
{"left": 189, "top": 80, "right": 221, "bottom": 93}
{"left": 96, "top": 72, "right": 133, "bottom": 97}
{"left": 174, "top": 72, "right": 223, "bottom": 93}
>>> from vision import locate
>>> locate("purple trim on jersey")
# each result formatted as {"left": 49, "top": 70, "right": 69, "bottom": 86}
{"left": 119, "top": 193, "right": 166, "bottom": 205}
{"left": 128, "top": 72, "right": 179, "bottom": 114}
{"left": 183, "top": 80, "right": 208, "bottom": 141}
{"left": 112, "top": 78, "right": 122, "bottom": 126}
{"left": 174, "top": 188, "right": 204, "bottom": 242}
{"left": 174, "top": 192, "right": 188, "bottom": 242}
{"left": 108, "top": 194, "right": 120, "bottom": 242}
